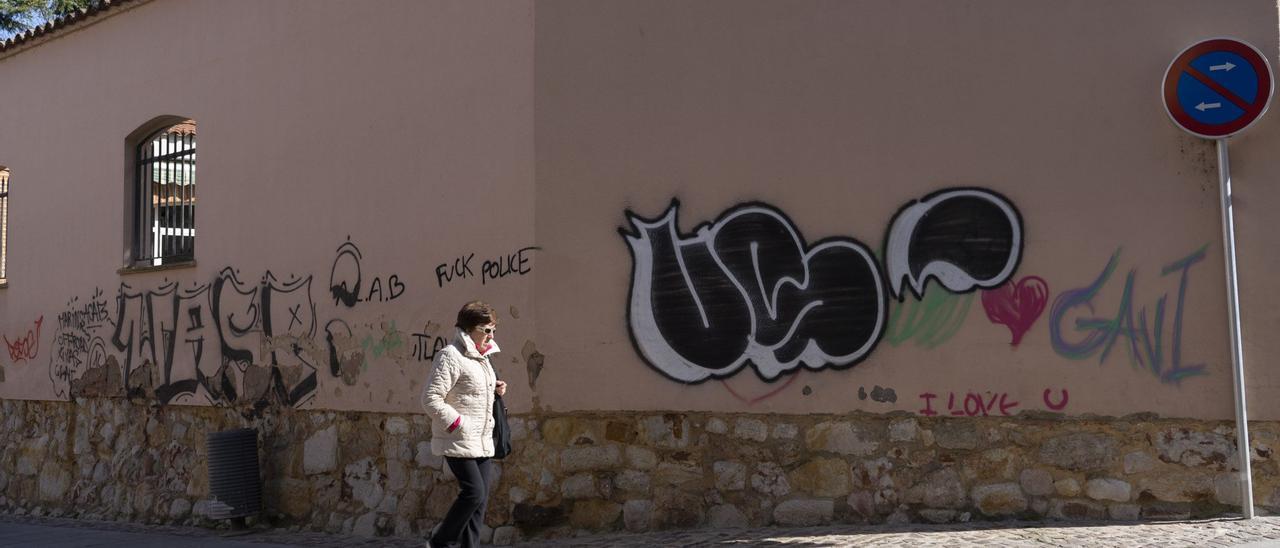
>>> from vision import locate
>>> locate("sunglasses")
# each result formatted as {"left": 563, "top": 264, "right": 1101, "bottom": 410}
{"left": 477, "top": 326, "right": 497, "bottom": 335}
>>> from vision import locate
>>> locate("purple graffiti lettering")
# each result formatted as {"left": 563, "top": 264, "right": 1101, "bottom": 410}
{"left": 1049, "top": 247, "right": 1207, "bottom": 384}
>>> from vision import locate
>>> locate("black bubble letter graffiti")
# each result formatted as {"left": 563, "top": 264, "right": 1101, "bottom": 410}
{"left": 622, "top": 201, "right": 885, "bottom": 383}
{"left": 884, "top": 188, "right": 1023, "bottom": 300}
{"left": 622, "top": 204, "right": 753, "bottom": 382}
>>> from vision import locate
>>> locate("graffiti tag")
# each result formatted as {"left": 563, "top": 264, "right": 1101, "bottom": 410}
{"left": 1049, "top": 246, "right": 1207, "bottom": 384}
{"left": 621, "top": 188, "right": 1023, "bottom": 383}
{"left": 4, "top": 316, "right": 42, "bottom": 363}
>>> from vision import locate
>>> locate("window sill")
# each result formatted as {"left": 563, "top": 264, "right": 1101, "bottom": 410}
{"left": 118, "top": 260, "right": 197, "bottom": 275}
{"left": 0, "top": 280, "right": 7, "bottom": 289}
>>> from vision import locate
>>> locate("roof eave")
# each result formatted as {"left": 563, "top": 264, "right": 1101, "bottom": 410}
{"left": 0, "top": 0, "right": 154, "bottom": 61}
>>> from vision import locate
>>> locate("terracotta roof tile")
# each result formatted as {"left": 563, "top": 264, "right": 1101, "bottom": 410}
{"left": 168, "top": 120, "right": 197, "bottom": 135}
{"left": 0, "top": 0, "right": 143, "bottom": 55}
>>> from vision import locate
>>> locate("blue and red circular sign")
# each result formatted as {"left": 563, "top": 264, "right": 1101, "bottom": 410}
{"left": 1163, "top": 38, "right": 1273, "bottom": 139}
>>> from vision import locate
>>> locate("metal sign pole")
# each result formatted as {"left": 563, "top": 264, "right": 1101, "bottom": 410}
{"left": 1164, "top": 37, "right": 1269, "bottom": 520}
{"left": 1216, "top": 137, "right": 1255, "bottom": 519}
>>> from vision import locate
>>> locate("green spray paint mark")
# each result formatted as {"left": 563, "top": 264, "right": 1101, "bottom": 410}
{"left": 884, "top": 290, "right": 973, "bottom": 349}
{"left": 360, "top": 320, "right": 406, "bottom": 363}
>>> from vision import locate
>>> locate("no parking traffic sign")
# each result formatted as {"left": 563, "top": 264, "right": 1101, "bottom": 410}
{"left": 1162, "top": 37, "right": 1274, "bottom": 520}
{"left": 1163, "top": 38, "right": 1273, "bottom": 139}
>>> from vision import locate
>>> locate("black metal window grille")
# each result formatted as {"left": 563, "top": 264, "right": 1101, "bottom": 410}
{"left": 0, "top": 168, "right": 7, "bottom": 280}
{"left": 134, "top": 122, "right": 196, "bottom": 265}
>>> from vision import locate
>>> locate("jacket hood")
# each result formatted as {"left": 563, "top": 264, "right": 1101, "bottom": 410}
{"left": 455, "top": 328, "right": 500, "bottom": 358}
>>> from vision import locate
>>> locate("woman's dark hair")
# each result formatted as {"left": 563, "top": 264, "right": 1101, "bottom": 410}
{"left": 456, "top": 301, "right": 498, "bottom": 332}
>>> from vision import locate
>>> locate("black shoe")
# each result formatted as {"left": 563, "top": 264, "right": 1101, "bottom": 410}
{"left": 426, "top": 523, "right": 447, "bottom": 548}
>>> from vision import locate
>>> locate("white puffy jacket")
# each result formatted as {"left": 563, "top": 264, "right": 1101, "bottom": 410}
{"left": 422, "top": 329, "right": 499, "bottom": 458}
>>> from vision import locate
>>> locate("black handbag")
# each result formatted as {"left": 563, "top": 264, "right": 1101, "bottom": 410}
{"left": 492, "top": 377, "right": 512, "bottom": 459}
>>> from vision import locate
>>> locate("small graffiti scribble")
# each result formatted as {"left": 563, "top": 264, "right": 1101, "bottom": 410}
{"left": 4, "top": 315, "right": 43, "bottom": 363}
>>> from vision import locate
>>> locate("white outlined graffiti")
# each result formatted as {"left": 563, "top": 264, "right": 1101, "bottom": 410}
{"left": 884, "top": 188, "right": 1023, "bottom": 300}
{"left": 622, "top": 201, "right": 886, "bottom": 383}
{"left": 622, "top": 188, "right": 1024, "bottom": 384}
{"left": 104, "top": 267, "right": 320, "bottom": 406}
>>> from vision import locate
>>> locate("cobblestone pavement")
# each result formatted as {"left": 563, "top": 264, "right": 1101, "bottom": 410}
{"left": 518, "top": 518, "right": 1280, "bottom": 547}
{"left": 5, "top": 513, "right": 1280, "bottom": 547}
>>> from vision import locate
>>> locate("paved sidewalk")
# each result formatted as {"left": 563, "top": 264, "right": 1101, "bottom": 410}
{"left": 519, "top": 518, "right": 1280, "bottom": 547}
{"left": 5, "top": 513, "right": 1280, "bottom": 547}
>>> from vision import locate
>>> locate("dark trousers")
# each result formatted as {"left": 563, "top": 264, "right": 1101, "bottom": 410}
{"left": 433, "top": 456, "right": 493, "bottom": 548}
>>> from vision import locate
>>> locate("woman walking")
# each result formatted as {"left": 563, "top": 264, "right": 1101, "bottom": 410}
{"left": 423, "top": 301, "right": 508, "bottom": 548}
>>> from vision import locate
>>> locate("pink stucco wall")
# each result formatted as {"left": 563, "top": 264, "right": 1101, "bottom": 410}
{"left": 533, "top": 0, "right": 1280, "bottom": 420}
{"left": 2, "top": 0, "right": 1279, "bottom": 420}
{"left": 0, "top": 0, "right": 537, "bottom": 413}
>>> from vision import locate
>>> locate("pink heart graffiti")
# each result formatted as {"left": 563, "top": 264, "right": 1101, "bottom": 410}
{"left": 981, "top": 276, "right": 1049, "bottom": 346}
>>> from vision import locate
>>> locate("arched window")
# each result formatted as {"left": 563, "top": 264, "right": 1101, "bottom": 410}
{"left": 133, "top": 120, "right": 196, "bottom": 265}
